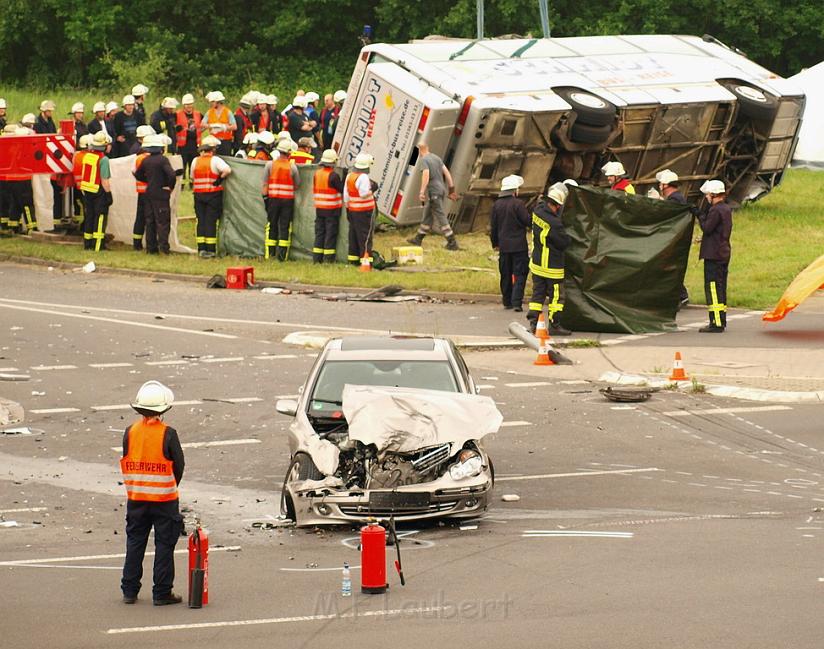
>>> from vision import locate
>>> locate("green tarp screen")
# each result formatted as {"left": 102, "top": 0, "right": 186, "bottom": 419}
{"left": 561, "top": 186, "right": 695, "bottom": 334}
{"left": 218, "top": 158, "right": 349, "bottom": 261}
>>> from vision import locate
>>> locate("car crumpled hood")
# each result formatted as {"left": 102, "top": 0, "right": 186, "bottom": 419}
{"left": 341, "top": 385, "right": 503, "bottom": 454}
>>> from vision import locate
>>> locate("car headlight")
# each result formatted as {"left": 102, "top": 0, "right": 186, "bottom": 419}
{"left": 449, "top": 450, "right": 484, "bottom": 480}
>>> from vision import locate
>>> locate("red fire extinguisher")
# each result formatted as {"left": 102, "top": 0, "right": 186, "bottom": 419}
{"left": 188, "top": 525, "right": 209, "bottom": 607}
{"left": 360, "top": 517, "right": 405, "bottom": 594}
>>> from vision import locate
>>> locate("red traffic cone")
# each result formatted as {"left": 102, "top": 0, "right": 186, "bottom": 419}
{"left": 668, "top": 351, "right": 689, "bottom": 381}
{"left": 359, "top": 253, "right": 372, "bottom": 272}
{"left": 533, "top": 313, "right": 555, "bottom": 366}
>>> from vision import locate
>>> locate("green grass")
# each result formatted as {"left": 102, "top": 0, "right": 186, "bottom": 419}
{"left": 1, "top": 170, "right": 822, "bottom": 305}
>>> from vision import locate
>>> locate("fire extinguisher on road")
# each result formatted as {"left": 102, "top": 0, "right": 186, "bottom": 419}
{"left": 188, "top": 525, "right": 209, "bottom": 608}
{"left": 360, "top": 516, "right": 405, "bottom": 594}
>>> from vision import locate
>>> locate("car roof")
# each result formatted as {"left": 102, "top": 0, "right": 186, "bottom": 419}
{"left": 324, "top": 337, "right": 453, "bottom": 361}
{"left": 338, "top": 336, "right": 437, "bottom": 352}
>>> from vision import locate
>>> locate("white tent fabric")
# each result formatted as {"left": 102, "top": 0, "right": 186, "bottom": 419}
{"left": 790, "top": 62, "right": 824, "bottom": 170}
{"left": 31, "top": 154, "right": 193, "bottom": 252}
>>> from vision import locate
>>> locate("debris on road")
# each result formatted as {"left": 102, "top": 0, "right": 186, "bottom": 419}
{"left": 600, "top": 386, "right": 655, "bottom": 403}
{"left": 81, "top": 261, "right": 96, "bottom": 273}
{"left": 501, "top": 494, "right": 521, "bottom": 502}
{"left": 0, "top": 373, "right": 30, "bottom": 382}
{"left": 1, "top": 427, "right": 33, "bottom": 436}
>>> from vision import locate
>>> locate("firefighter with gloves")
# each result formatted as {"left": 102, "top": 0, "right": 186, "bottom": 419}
{"left": 344, "top": 152, "right": 377, "bottom": 266}
{"left": 79, "top": 131, "right": 113, "bottom": 251}
{"left": 312, "top": 149, "right": 344, "bottom": 263}
{"left": 120, "top": 380, "right": 185, "bottom": 606}
{"left": 526, "top": 184, "right": 571, "bottom": 336}
{"left": 698, "top": 179, "right": 733, "bottom": 333}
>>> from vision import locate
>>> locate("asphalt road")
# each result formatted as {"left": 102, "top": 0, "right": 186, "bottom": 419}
{"left": 2, "top": 264, "right": 824, "bottom": 648}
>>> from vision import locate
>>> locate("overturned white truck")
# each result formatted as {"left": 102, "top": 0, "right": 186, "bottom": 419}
{"left": 333, "top": 35, "right": 804, "bottom": 232}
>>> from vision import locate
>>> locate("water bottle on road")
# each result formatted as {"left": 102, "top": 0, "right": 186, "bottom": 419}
{"left": 341, "top": 562, "right": 352, "bottom": 597}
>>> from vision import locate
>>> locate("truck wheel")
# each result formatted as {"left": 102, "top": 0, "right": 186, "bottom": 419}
{"left": 556, "top": 88, "right": 616, "bottom": 126}
{"left": 570, "top": 121, "right": 612, "bottom": 144}
{"left": 730, "top": 84, "right": 778, "bottom": 121}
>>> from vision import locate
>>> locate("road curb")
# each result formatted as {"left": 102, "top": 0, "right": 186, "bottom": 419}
{"left": 0, "top": 253, "right": 501, "bottom": 304}
{"left": 599, "top": 371, "right": 824, "bottom": 404}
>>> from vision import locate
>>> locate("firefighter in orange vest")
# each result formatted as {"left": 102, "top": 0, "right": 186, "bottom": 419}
{"left": 201, "top": 91, "right": 236, "bottom": 156}
{"left": 80, "top": 131, "right": 113, "bottom": 251}
{"left": 262, "top": 138, "right": 301, "bottom": 260}
{"left": 70, "top": 133, "right": 92, "bottom": 227}
{"left": 1, "top": 124, "right": 37, "bottom": 235}
{"left": 290, "top": 137, "right": 316, "bottom": 165}
{"left": 120, "top": 380, "right": 185, "bottom": 606}
{"left": 176, "top": 94, "right": 202, "bottom": 190}
{"left": 343, "top": 152, "right": 377, "bottom": 265}
{"left": 192, "top": 135, "right": 232, "bottom": 258}
{"left": 601, "top": 161, "right": 635, "bottom": 194}
{"left": 313, "top": 149, "right": 344, "bottom": 263}
{"left": 131, "top": 125, "right": 155, "bottom": 250}
{"left": 248, "top": 130, "right": 274, "bottom": 161}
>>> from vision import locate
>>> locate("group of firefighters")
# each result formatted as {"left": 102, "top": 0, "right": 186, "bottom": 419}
{"left": 491, "top": 161, "right": 733, "bottom": 335}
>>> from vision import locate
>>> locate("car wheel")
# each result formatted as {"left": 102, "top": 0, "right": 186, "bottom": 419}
{"left": 291, "top": 452, "right": 324, "bottom": 481}
{"left": 569, "top": 121, "right": 612, "bottom": 144}
{"left": 730, "top": 84, "right": 778, "bottom": 120}
{"left": 556, "top": 88, "right": 616, "bottom": 126}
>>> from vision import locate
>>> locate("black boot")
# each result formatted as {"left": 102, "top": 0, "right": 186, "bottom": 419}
{"left": 549, "top": 320, "right": 571, "bottom": 336}
{"left": 445, "top": 235, "right": 459, "bottom": 251}
{"left": 407, "top": 232, "right": 424, "bottom": 246}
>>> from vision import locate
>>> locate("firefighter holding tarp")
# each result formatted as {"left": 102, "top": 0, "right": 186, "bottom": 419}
{"left": 698, "top": 180, "right": 732, "bottom": 333}
{"left": 312, "top": 149, "right": 344, "bottom": 264}
{"left": 526, "top": 185, "right": 571, "bottom": 336}
{"left": 262, "top": 138, "right": 301, "bottom": 261}
{"left": 192, "top": 135, "right": 231, "bottom": 258}
{"left": 602, "top": 161, "right": 635, "bottom": 194}
{"left": 344, "top": 152, "right": 376, "bottom": 266}
{"left": 656, "top": 169, "right": 693, "bottom": 309}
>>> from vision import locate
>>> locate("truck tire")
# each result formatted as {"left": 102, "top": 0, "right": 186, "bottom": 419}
{"left": 556, "top": 88, "right": 616, "bottom": 126}
{"left": 730, "top": 84, "right": 778, "bottom": 121}
{"left": 570, "top": 121, "right": 612, "bottom": 144}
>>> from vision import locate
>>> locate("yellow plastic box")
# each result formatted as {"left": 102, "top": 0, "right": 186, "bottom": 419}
{"left": 391, "top": 245, "right": 424, "bottom": 265}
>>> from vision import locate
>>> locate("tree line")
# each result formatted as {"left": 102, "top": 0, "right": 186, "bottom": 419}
{"left": 0, "top": 0, "right": 820, "bottom": 92}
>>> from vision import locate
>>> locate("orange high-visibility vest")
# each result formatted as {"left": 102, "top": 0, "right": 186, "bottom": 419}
{"left": 176, "top": 109, "right": 202, "bottom": 148}
{"left": 267, "top": 158, "right": 295, "bottom": 199}
{"left": 72, "top": 151, "right": 84, "bottom": 189}
{"left": 290, "top": 150, "right": 314, "bottom": 165}
{"left": 248, "top": 149, "right": 270, "bottom": 161}
{"left": 346, "top": 172, "right": 375, "bottom": 212}
{"left": 134, "top": 153, "right": 149, "bottom": 194}
{"left": 258, "top": 109, "right": 270, "bottom": 132}
{"left": 120, "top": 419, "right": 178, "bottom": 502}
{"left": 313, "top": 167, "right": 342, "bottom": 210}
{"left": 80, "top": 151, "right": 104, "bottom": 193}
{"left": 206, "top": 106, "right": 232, "bottom": 141}
{"left": 192, "top": 154, "right": 222, "bottom": 193}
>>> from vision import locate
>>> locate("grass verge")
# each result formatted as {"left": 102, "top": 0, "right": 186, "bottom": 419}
{"left": 1, "top": 170, "right": 821, "bottom": 306}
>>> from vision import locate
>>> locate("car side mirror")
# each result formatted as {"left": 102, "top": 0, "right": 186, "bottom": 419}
{"left": 276, "top": 399, "right": 298, "bottom": 417}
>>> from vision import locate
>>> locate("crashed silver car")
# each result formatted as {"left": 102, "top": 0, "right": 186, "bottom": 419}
{"left": 275, "top": 337, "right": 501, "bottom": 526}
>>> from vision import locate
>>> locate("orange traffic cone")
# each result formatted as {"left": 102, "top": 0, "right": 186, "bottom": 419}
{"left": 358, "top": 253, "right": 372, "bottom": 272}
{"left": 668, "top": 351, "right": 689, "bottom": 381}
{"left": 533, "top": 313, "right": 555, "bottom": 366}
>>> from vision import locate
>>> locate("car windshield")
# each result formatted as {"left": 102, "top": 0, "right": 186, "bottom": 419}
{"left": 309, "top": 360, "right": 459, "bottom": 414}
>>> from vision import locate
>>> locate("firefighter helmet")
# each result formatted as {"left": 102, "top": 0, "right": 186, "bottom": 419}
{"left": 182, "top": 93, "right": 195, "bottom": 106}
{"left": 354, "top": 152, "right": 374, "bottom": 169}
{"left": 333, "top": 90, "right": 347, "bottom": 103}
{"left": 656, "top": 169, "right": 679, "bottom": 185}
{"left": 500, "top": 175, "right": 524, "bottom": 192}
{"left": 700, "top": 179, "right": 726, "bottom": 195}
{"left": 601, "top": 161, "right": 626, "bottom": 177}
{"left": 39, "top": 100, "right": 56, "bottom": 112}
{"left": 320, "top": 149, "right": 339, "bottom": 165}
{"left": 131, "top": 380, "right": 175, "bottom": 415}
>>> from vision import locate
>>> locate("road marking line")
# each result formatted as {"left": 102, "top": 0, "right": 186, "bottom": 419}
{"left": 504, "top": 381, "right": 553, "bottom": 388}
{"left": 496, "top": 467, "right": 660, "bottom": 482}
{"left": 30, "top": 365, "right": 77, "bottom": 371}
{"left": 89, "top": 362, "right": 134, "bottom": 368}
{"left": 0, "top": 367, "right": 19, "bottom": 372}
{"left": 522, "top": 531, "right": 633, "bottom": 538}
{"left": 200, "top": 357, "right": 244, "bottom": 364}
{"left": 0, "top": 303, "right": 237, "bottom": 339}
{"left": 660, "top": 405, "right": 792, "bottom": 417}
{"left": 29, "top": 407, "right": 81, "bottom": 414}
{"left": 0, "top": 507, "right": 47, "bottom": 514}
{"left": 223, "top": 397, "right": 263, "bottom": 403}
{"left": 499, "top": 421, "right": 531, "bottom": 428}
{"left": 280, "top": 565, "right": 362, "bottom": 572}
{"left": 106, "top": 607, "right": 448, "bottom": 635}
{"left": 145, "top": 360, "right": 189, "bottom": 366}
{"left": 11, "top": 564, "right": 121, "bottom": 571}
{"left": 276, "top": 394, "right": 299, "bottom": 399}
{"left": 0, "top": 545, "right": 241, "bottom": 566}
{"left": 253, "top": 354, "right": 298, "bottom": 360}
{"left": 111, "top": 438, "right": 261, "bottom": 452}
{"left": 93, "top": 400, "right": 202, "bottom": 411}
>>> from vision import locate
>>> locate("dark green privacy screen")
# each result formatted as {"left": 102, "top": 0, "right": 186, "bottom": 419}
{"left": 561, "top": 186, "right": 695, "bottom": 334}
{"left": 218, "top": 158, "right": 349, "bottom": 261}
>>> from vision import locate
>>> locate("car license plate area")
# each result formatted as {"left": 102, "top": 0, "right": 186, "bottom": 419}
{"left": 369, "top": 492, "right": 431, "bottom": 510}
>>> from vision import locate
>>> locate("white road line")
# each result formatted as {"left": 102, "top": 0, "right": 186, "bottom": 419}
{"left": 30, "top": 365, "right": 77, "bottom": 371}
{"left": 661, "top": 405, "right": 793, "bottom": 417}
{"left": 499, "top": 421, "right": 531, "bottom": 428}
{"left": 110, "top": 438, "right": 262, "bottom": 452}
{"left": 276, "top": 394, "right": 299, "bottom": 400}
{"left": 0, "top": 367, "right": 19, "bottom": 372}
{"left": 280, "top": 565, "right": 362, "bottom": 572}
{"left": 106, "top": 607, "right": 449, "bottom": 634}
{"left": 89, "top": 362, "right": 134, "bottom": 368}
{"left": 223, "top": 397, "right": 264, "bottom": 403}
{"left": 496, "top": 467, "right": 660, "bottom": 482}
{"left": 144, "top": 360, "right": 189, "bottom": 366}
{"left": 200, "top": 357, "right": 245, "bottom": 364}
{"left": 522, "top": 531, "right": 633, "bottom": 538}
{"left": 93, "top": 400, "right": 202, "bottom": 411}
{"left": 0, "top": 507, "right": 47, "bottom": 514}
{"left": 504, "top": 381, "right": 553, "bottom": 388}
{"left": 253, "top": 354, "right": 297, "bottom": 360}
{"left": 29, "top": 407, "right": 81, "bottom": 414}
{"left": 0, "top": 545, "right": 241, "bottom": 566}
{"left": 0, "top": 303, "right": 237, "bottom": 339}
